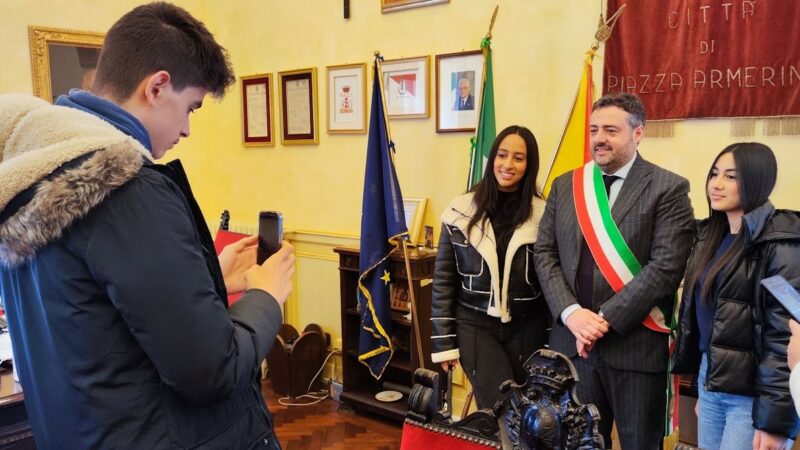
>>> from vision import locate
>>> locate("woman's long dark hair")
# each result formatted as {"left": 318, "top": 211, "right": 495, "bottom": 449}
{"left": 466, "top": 125, "right": 542, "bottom": 238}
{"left": 685, "top": 142, "right": 777, "bottom": 303}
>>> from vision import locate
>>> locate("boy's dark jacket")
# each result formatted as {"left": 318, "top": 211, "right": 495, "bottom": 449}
{"left": 0, "top": 93, "right": 282, "bottom": 449}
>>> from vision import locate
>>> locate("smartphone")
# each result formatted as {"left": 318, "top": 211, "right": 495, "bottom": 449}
{"left": 761, "top": 275, "right": 800, "bottom": 323}
{"left": 257, "top": 211, "right": 283, "bottom": 264}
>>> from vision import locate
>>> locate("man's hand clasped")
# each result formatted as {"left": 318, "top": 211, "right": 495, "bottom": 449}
{"left": 565, "top": 307, "right": 609, "bottom": 358}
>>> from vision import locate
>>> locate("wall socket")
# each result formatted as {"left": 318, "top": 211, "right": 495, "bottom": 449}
{"left": 330, "top": 380, "right": 343, "bottom": 402}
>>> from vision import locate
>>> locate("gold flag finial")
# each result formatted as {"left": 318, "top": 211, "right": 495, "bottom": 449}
{"left": 592, "top": 4, "right": 625, "bottom": 50}
{"left": 485, "top": 5, "right": 499, "bottom": 40}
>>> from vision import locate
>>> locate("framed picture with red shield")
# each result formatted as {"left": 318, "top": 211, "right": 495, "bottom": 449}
{"left": 326, "top": 63, "right": 366, "bottom": 134}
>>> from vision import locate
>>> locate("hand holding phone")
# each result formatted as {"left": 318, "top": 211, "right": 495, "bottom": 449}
{"left": 246, "top": 241, "right": 295, "bottom": 305}
{"left": 761, "top": 275, "right": 800, "bottom": 323}
{"left": 257, "top": 211, "right": 283, "bottom": 265}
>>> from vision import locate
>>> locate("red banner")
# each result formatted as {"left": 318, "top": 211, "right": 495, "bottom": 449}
{"left": 603, "top": 1, "right": 800, "bottom": 120}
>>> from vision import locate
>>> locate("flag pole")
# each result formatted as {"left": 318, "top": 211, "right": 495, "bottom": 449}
{"left": 486, "top": 4, "right": 499, "bottom": 38}
{"left": 541, "top": 4, "right": 626, "bottom": 197}
{"left": 373, "top": 51, "right": 393, "bottom": 146}
{"left": 467, "top": 5, "right": 499, "bottom": 191}
{"left": 375, "top": 50, "right": 426, "bottom": 370}
{"left": 400, "top": 241, "right": 425, "bottom": 370}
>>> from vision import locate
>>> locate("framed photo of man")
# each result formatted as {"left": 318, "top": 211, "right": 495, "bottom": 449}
{"left": 435, "top": 50, "right": 484, "bottom": 133}
{"left": 379, "top": 56, "right": 429, "bottom": 119}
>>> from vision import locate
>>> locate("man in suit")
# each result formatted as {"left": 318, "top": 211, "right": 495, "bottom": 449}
{"left": 453, "top": 77, "right": 474, "bottom": 110}
{"left": 534, "top": 92, "right": 695, "bottom": 449}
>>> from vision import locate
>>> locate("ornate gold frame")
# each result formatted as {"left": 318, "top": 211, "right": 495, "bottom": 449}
{"left": 28, "top": 26, "right": 104, "bottom": 102}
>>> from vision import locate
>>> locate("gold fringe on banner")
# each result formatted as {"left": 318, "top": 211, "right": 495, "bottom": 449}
{"left": 645, "top": 121, "right": 675, "bottom": 138}
{"left": 731, "top": 119, "right": 756, "bottom": 137}
{"left": 781, "top": 117, "right": 800, "bottom": 135}
{"left": 764, "top": 118, "right": 782, "bottom": 136}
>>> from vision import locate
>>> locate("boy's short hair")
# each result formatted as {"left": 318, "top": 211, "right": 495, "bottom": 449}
{"left": 93, "top": 2, "right": 234, "bottom": 101}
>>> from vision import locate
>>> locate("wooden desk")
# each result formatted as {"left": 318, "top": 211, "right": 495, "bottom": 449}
{"left": 0, "top": 370, "right": 34, "bottom": 449}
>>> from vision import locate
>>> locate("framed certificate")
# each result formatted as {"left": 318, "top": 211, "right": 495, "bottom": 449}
{"left": 241, "top": 74, "right": 274, "bottom": 146}
{"left": 278, "top": 67, "right": 319, "bottom": 145}
{"left": 326, "top": 63, "right": 367, "bottom": 134}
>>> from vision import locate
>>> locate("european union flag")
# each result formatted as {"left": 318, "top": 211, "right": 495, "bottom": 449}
{"left": 357, "top": 58, "right": 408, "bottom": 379}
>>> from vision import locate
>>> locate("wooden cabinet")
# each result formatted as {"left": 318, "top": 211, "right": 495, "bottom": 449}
{"left": 334, "top": 246, "right": 439, "bottom": 421}
{"left": 0, "top": 371, "right": 35, "bottom": 449}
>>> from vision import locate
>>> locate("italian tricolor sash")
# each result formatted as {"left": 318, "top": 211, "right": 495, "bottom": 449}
{"left": 572, "top": 160, "right": 669, "bottom": 333}
{"left": 573, "top": 160, "right": 680, "bottom": 439}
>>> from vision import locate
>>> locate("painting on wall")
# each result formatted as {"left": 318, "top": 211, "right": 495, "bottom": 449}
{"left": 381, "top": 0, "right": 449, "bottom": 13}
{"left": 29, "top": 26, "right": 104, "bottom": 103}
{"left": 379, "top": 56, "right": 429, "bottom": 119}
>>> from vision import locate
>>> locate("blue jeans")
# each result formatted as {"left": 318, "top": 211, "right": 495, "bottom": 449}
{"left": 697, "top": 354, "right": 755, "bottom": 450}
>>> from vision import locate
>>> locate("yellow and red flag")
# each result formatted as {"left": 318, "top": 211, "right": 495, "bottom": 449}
{"left": 541, "top": 50, "right": 596, "bottom": 198}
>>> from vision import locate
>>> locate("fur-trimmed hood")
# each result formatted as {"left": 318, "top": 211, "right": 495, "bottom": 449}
{"left": 441, "top": 192, "right": 545, "bottom": 322}
{"left": 0, "top": 93, "right": 152, "bottom": 268}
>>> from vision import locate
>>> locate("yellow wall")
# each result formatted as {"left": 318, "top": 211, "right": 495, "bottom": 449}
{"left": 3, "top": 0, "right": 800, "bottom": 419}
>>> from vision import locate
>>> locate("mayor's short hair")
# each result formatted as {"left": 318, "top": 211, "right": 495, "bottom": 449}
{"left": 92, "top": 2, "right": 234, "bottom": 101}
{"left": 592, "top": 92, "right": 646, "bottom": 129}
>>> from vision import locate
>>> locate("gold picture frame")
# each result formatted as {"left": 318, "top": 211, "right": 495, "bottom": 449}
{"left": 381, "top": 0, "right": 449, "bottom": 13}
{"left": 403, "top": 197, "right": 428, "bottom": 245}
{"left": 326, "top": 63, "right": 367, "bottom": 134}
{"left": 28, "top": 26, "right": 105, "bottom": 103}
{"left": 278, "top": 67, "right": 319, "bottom": 145}
{"left": 241, "top": 73, "right": 275, "bottom": 146}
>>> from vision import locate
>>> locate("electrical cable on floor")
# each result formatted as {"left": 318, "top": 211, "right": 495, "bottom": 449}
{"left": 277, "top": 349, "right": 341, "bottom": 407}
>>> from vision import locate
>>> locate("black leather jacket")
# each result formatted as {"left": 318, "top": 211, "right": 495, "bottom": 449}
{"left": 672, "top": 201, "right": 800, "bottom": 438}
{"left": 430, "top": 194, "right": 548, "bottom": 362}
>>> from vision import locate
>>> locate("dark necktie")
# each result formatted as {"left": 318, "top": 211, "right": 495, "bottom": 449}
{"left": 576, "top": 175, "right": 619, "bottom": 308}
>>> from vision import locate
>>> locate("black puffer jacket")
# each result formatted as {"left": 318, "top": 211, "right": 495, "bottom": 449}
{"left": 672, "top": 201, "right": 800, "bottom": 438}
{"left": 430, "top": 193, "right": 549, "bottom": 364}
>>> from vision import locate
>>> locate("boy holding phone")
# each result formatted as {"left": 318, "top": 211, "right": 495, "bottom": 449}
{"left": 0, "top": 3, "right": 293, "bottom": 449}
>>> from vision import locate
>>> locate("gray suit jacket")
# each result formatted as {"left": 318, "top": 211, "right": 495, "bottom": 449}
{"left": 534, "top": 155, "right": 695, "bottom": 372}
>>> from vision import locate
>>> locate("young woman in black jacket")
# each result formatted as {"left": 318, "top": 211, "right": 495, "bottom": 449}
{"left": 672, "top": 143, "right": 800, "bottom": 450}
{"left": 430, "top": 125, "right": 549, "bottom": 408}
